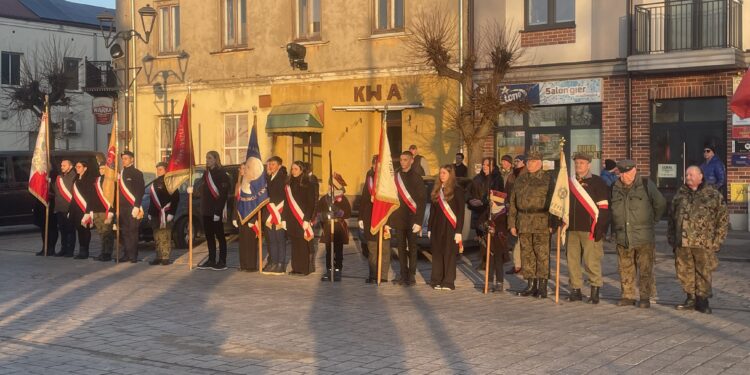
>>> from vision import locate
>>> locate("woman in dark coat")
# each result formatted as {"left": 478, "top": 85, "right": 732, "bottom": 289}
{"left": 283, "top": 161, "right": 316, "bottom": 275}
{"left": 198, "top": 151, "right": 230, "bottom": 270}
{"left": 68, "top": 161, "right": 96, "bottom": 259}
{"left": 468, "top": 157, "right": 503, "bottom": 269}
{"left": 428, "top": 164, "right": 465, "bottom": 290}
{"left": 480, "top": 190, "right": 510, "bottom": 292}
{"left": 233, "top": 164, "right": 259, "bottom": 272}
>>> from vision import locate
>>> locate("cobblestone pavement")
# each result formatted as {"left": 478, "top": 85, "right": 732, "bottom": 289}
{"left": 0, "top": 223, "right": 749, "bottom": 374}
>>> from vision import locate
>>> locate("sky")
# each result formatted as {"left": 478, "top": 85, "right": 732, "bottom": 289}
{"left": 68, "top": 0, "right": 116, "bottom": 9}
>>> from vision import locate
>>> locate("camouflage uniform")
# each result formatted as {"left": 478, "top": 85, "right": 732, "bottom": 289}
{"left": 508, "top": 165, "right": 553, "bottom": 279}
{"left": 92, "top": 212, "right": 115, "bottom": 257}
{"left": 668, "top": 184, "right": 728, "bottom": 298}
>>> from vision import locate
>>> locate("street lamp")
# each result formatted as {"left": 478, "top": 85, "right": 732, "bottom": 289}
{"left": 96, "top": 4, "right": 157, "bottom": 151}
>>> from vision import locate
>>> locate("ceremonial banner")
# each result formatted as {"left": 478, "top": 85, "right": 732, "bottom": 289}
{"left": 237, "top": 121, "right": 269, "bottom": 224}
{"left": 731, "top": 68, "right": 750, "bottom": 119}
{"left": 101, "top": 113, "right": 118, "bottom": 205}
{"left": 370, "top": 112, "right": 400, "bottom": 235}
{"left": 29, "top": 112, "right": 50, "bottom": 205}
{"left": 165, "top": 95, "right": 195, "bottom": 193}
{"left": 549, "top": 151, "right": 570, "bottom": 244}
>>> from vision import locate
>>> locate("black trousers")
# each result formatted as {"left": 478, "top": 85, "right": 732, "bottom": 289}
{"left": 238, "top": 224, "right": 258, "bottom": 271}
{"left": 430, "top": 242, "right": 458, "bottom": 288}
{"left": 203, "top": 216, "right": 226, "bottom": 263}
{"left": 324, "top": 241, "right": 343, "bottom": 270}
{"left": 56, "top": 212, "right": 76, "bottom": 255}
{"left": 290, "top": 236, "right": 312, "bottom": 274}
{"left": 396, "top": 227, "right": 418, "bottom": 281}
{"left": 76, "top": 225, "right": 91, "bottom": 256}
{"left": 118, "top": 212, "right": 140, "bottom": 260}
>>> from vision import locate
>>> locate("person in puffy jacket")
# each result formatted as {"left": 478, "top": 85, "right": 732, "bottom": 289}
{"left": 700, "top": 143, "right": 725, "bottom": 194}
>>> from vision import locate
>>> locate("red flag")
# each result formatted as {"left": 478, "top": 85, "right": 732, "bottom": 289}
{"left": 370, "top": 112, "right": 400, "bottom": 235}
{"left": 29, "top": 112, "right": 50, "bottom": 205}
{"left": 164, "top": 94, "right": 195, "bottom": 193}
{"left": 731, "top": 68, "right": 750, "bottom": 119}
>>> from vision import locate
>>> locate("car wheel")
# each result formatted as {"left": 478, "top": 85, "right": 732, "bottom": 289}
{"left": 173, "top": 216, "right": 201, "bottom": 249}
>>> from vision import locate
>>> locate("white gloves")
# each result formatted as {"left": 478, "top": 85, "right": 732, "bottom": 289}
{"left": 232, "top": 220, "right": 238, "bottom": 228}
{"left": 427, "top": 231, "right": 431, "bottom": 239}
{"left": 131, "top": 206, "right": 139, "bottom": 218}
{"left": 412, "top": 224, "right": 421, "bottom": 234}
{"left": 213, "top": 214, "right": 220, "bottom": 222}
{"left": 148, "top": 215, "right": 152, "bottom": 221}
{"left": 186, "top": 186, "right": 193, "bottom": 194}
{"left": 80, "top": 213, "right": 90, "bottom": 227}
{"left": 166, "top": 214, "right": 174, "bottom": 222}
{"left": 454, "top": 233, "right": 462, "bottom": 244}
{"left": 280, "top": 221, "right": 287, "bottom": 230}
{"left": 303, "top": 221, "right": 311, "bottom": 231}
{"left": 358, "top": 220, "right": 364, "bottom": 230}
{"left": 105, "top": 212, "right": 113, "bottom": 224}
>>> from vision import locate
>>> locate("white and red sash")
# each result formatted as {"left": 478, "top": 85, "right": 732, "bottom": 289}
{"left": 438, "top": 188, "right": 462, "bottom": 249}
{"left": 94, "top": 177, "right": 111, "bottom": 212}
{"left": 285, "top": 185, "right": 314, "bottom": 239}
{"left": 119, "top": 173, "right": 136, "bottom": 206}
{"left": 367, "top": 175, "right": 375, "bottom": 201}
{"left": 569, "top": 177, "right": 608, "bottom": 240}
{"left": 248, "top": 221, "right": 259, "bottom": 236}
{"left": 150, "top": 184, "right": 172, "bottom": 225}
{"left": 72, "top": 182, "right": 87, "bottom": 213}
{"left": 265, "top": 202, "right": 284, "bottom": 226}
{"left": 56, "top": 175, "right": 72, "bottom": 203}
{"left": 205, "top": 171, "right": 219, "bottom": 199}
{"left": 395, "top": 172, "right": 417, "bottom": 214}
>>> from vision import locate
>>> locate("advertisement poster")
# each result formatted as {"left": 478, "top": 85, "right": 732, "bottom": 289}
{"left": 499, "top": 79, "right": 602, "bottom": 105}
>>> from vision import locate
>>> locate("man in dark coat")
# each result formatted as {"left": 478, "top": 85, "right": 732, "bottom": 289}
{"left": 318, "top": 173, "right": 352, "bottom": 281}
{"left": 148, "top": 162, "right": 179, "bottom": 265}
{"left": 264, "top": 156, "right": 288, "bottom": 274}
{"left": 359, "top": 155, "right": 391, "bottom": 283}
{"left": 117, "top": 151, "right": 145, "bottom": 263}
{"left": 52, "top": 159, "right": 76, "bottom": 257}
{"left": 454, "top": 152, "right": 468, "bottom": 178}
{"left": 392, "top": 151, "right": 426, "bottom": 286}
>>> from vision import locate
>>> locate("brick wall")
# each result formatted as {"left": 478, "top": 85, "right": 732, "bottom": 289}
{"left": 520, "top": 27, "right": 576, "bottom": 48}
{"left": 602, "top": 76, "right": 628, "bottom": 162}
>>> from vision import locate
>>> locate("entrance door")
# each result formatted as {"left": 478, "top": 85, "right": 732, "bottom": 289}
{"left": 291, "top": 132, "right": 322, "bottom": 176}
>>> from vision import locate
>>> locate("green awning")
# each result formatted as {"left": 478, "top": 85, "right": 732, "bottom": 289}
{"left": 266, "top": 103, "right": 324, "bottom": 133}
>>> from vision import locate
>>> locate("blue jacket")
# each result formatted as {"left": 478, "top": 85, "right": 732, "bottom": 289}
{"left": 600, "top": 170, "right": 618, "bottom": 188}
{"left": 700, "top": 156, "right": 725, "bottom": 190}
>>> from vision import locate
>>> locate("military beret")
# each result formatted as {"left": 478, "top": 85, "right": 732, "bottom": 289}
{"left": 156, "top": 162, "right": 169, "bottom": 169}
{"left": 121, "top": 150, "right": 134, "bottom": 158}
{"left": 616, "top": 159, "right": 636, "bottom": 173}
{"left": 573, "top": 152, "right": 592, "bottom": 162}
{"left": 527, "top": 150, "right": 543, "bottom": 161}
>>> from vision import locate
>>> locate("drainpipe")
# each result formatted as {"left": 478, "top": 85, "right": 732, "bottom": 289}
{"left": 626, "top": 0, "right": 633, "bottom": 160}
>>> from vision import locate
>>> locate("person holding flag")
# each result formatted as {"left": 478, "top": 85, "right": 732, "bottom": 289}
{"left": 427, "top": 165, "right": 465, "bottom": 291}
{"left": 359, "top": 155, "right": 392, "bottom": 284}
{"left": 52, "top": 159, "right": 77, "bottom": 257}
{"left": 284, "top": 161, "right": 316, "bottom": 275}
{"left": 28, "top": 109, "right": 55, "bottom": 256}
{"left": 318, "top": 172, "right": 351, "bottom": 282}
{"left": 233, "top": 121, "right": 269, "bottom": 272}
{"left": 148, "top": 162, "right": 180, "bottom": 265}
{"left": 69, "top": 161, "right": 97, "bottom": 260}
{"left": 118, "top": 151, "right": 145, "bottom": 263}
{"left": 198, "top": 151, "right": 230, "bottom": 270}
{"left": 480, "top": 190, "right": 510, "bottom": 293}
{"left": 92, "top": 161, "right": 116, "bottom": 262}
{"left": 264, "top": 156, "right": 288, "bottom": 274}
{"left": 565, "top": 153, "right": 610, "bottom": 304}
{"left": 392, "top": 151, "right": 426, "bottom": 286}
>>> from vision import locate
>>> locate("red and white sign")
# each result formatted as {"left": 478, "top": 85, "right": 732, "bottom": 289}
{"left": 92, "top": 97, "right": 114, "bottom": 125}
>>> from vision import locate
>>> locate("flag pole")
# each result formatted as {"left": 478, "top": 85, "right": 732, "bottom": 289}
{"left": 43, "top": 95, "right": 50, "bottom": 257}
{"left": 377, "top": 229, "right": 383, "bottom": 286}
{"left": 328, "top": 150, "right": 334, "bottom": 283}
{"left": 555, "top": 138, "right": 565, "bottom": 304}
{"left": 188, "top": 84, "right": 193, "bottom": 270}
{"left": 114, "top": 100, "right": 120, "bottom": 263}
{"left": 483, "top": 176, "right": 492, "bottom": 294}
{"left": 257, "top": 211, "right": 263, "bottom": 274}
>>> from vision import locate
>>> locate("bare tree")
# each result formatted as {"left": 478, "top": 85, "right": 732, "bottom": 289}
{"left": 408, "top": 8, "right": 530, "bottom": 175}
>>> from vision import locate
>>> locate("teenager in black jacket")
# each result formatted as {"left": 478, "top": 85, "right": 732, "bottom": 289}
{"left": 197, "top": 151, "right": 230, "bottom": 270}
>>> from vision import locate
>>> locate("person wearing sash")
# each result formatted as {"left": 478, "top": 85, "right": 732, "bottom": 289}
{"left": 118, "top": 151, "right": 145, "bottom": 263}
{"left": 392, "top": 151, "right": 426, "bottom": 286}
{"left": 232, "top": 163, "right": 259, "bottom": 272}
{"left": 148, "top": 162, "right": 179, "bottom": 265}
{"left": 566, "top": 153, "right": 610, "bottom": 304}
{"left": 69, "top": 161, "right": 96, "bottom": 259}
{"left": 428, "top": 165, "right": 464, "bottom": 290}
{"left": 359, "top": 155, "right": 392, "bottom": 284}
{"left": 481, "top": 190, "right": 509, "bottom": 293}
{"left": 52, "top": 159, "right": 76, "bottom": 257}
{"left": 197, "top": 151, "right": 230, "bottom": 270}
{"left": 468, "top": 157, "right": 503, "bottom": 271}
{"left": 264, "top": 156, "right": 288, "bottom": 274}
{"left": 283, "top": 161, "right": 315, "bottom": 275}
{"left": 306, "top": 163, "right": 321, "bottom": 273}
{"left": 318, "top": 172, "right": 351, "bottom": 282}
{"left": 92, "top": 162, "right": 116, "bottom": 262}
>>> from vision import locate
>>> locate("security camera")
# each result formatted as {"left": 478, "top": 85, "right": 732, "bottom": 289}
{"left": 286, "top": 43, "right": 308, "bottom": 71}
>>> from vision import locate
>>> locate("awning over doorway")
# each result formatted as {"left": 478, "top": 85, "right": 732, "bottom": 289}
{"left": 266, "top": 102, "right": 324, "bottom": 133}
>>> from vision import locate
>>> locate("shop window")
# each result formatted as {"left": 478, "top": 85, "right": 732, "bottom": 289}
{"left": 529, "top": 106, "right": 567, "bottom": 127}
{"left": 159, "top": 116, "right": 179, "bottom": 162}
{"left": 683, "top": 98, "right": 726, "bottom": 122}
{"left": 498, "top": 111, "right": 524, "bottom": 127}
{"left": 374, "top": 0, "right": 405, "bottom": 33}
{"left": 1, "top": 52, "right": 22, "bottom": 86}
{"left": 525, "top": 0, "right": 575, "bottom": 31}
{"left": 63, "top": 57, "right": 80, "bottom": 91}
{"left": 570, "top": 104, "right": 601, "bottom": 126}
{"left": 223, "top": 0, "right": 247, "bottom": 48}
{"left": 159, "top": 5, "right": 180, "bottom": 53}
{"left": 495, "top": 130, "right": 526, "bottom": 162}
{"left": 296, "top": 0, "right": 321, "bottom": 40}
{"left": 224, "top": 113, "right": 249, "bottom": 164}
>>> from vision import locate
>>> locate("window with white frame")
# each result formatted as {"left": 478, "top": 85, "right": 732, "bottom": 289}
{"left": 1, "top": 52, "right": 22, "bottom": 86}
{"left": 159, "top": 116, "right": 179, "bottom": 162}
{"left": 374, "top": 0, "right": 404, "bottom": 32}
{"left": 159, "top": 4, "right": 180, "bottom": 53}
{"left": 296, "top": 0, "right": 321, "bottom": 40}
{"left": 223, "top": 0, "right": 247, "bottom": 48}
{"left": 63, "top": 57, "right": 80, "bottom": 90}
{"left": 223, "top": 113, "right": 249, "bottom": 164}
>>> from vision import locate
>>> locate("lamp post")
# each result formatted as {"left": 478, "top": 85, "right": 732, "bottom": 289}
{"left": 96, "top": 4, "right": 157, "bottom": 151}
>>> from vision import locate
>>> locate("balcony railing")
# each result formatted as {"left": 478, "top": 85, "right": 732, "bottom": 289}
{"left": 632, "top": 0, "right": 742, "bottom": 55}
{"left": 83, "top": 60, "right": 118, "bottom": 95}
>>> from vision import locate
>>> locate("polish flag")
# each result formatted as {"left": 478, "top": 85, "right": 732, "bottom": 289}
{"left": 29, "top": 112, "right": 50, "bottom": 205}
{"left": 370, "top": 111, "right": 400, "bottom": 235}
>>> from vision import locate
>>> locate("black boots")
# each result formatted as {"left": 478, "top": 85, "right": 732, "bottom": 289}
{"left": 149, "top": 258, "right": 162, "bottom": 266}
{"left": 695, "top": 296, "right": 712, "bottom": 314}
{"left": 618, "top": 298, "right": 636, "bottom": 306}
{"left": 568, "top": 288, "right": 583, "bottom": 302}
{"left": 676, "top": 294, "right": 696, "bottom": 310}
{"left": 536, "top": 279, "right": 548, "bottom": 298}
{"left": 517, "top": 278, "right": 537, "bottom": 297}
{"left": 587, "top": 286, "right": 600, "bottom": 304}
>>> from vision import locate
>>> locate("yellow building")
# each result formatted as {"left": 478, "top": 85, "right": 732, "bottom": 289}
{"left": 115, "top": 0, "right": 465, "bottom": 193}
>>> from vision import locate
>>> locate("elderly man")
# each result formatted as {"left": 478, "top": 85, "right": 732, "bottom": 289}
{"left": 668, "top": 166, "right": 728, "bottom": 314}
{"left": 148, "top": 162, "right": 179, "bottom": 265}
{"left": 610, "top": 160, "right": 666, "bottom": 308}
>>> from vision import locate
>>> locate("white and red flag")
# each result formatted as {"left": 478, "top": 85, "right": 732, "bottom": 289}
{"left": 29, "top": 112, "right": 50, "bottom": 205}
{"left": 370, "top": 111, "right": 400, "bottom": 235}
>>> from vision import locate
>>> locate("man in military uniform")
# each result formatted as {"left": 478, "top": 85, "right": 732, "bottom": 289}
{"left": 392, "top": 151, "right": 426, "bottom": 286}
{"left": 264, "top": 156, "right": 287, "bottom": 273}
{"left": 359, "top": 155, "right": 392, "bottom": 283}
{"left": 508, "top": 150, "right": 554, "bottom": 298}
{"left": 668, "top": 166, "right": 728, "bottom": 314}
{"left": 611, "top": 160, "right": 666, "bottom": 308}
{"left": 148, "top": 162, "right": 180, "bottom": 265}
{"left": 566, "top": 153, "right": 610, "bottom": 304}
{"left": 92, "top": 162, "right": 115, "bottom": 262}
{"left": 52, "top": 159, "right": 76, "bottom": 257}
{"left": 318, "top": 173, "right": 351, "bottom": 281}
{"left": 117, "top": 151, "right": 145, "bottom": 263}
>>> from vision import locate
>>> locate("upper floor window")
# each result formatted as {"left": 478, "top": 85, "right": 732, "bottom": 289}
{"left": 224, "top": 112, "right": 249, "bottom": 164}
{"left": 296, "top": 0, "right": 321, "bottom": 40}
{"left": 525, "top": 0, "right": 575, "bottom": 31}
{"left": 374, "top": 0, "right": 404, "bottom": 33}
{"left": 63, "top": 57, "right": 80, "bottom": 90}
{"left": 159, "top": 5, "right": 180, "bottom": 53}
{"left": 223, "top": 0, "right": 247, "bottom": 48}
{"left": 1, "top": 51, "right": 22, "bottom": 86}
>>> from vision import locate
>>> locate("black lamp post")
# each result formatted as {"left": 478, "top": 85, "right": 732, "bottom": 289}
{"left": 96, "top": 4, "right": 157, "bottom": 151}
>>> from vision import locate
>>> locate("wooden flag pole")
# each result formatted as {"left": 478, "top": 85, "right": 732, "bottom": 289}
{"left": 43, "top": 95, "right": 50, "bottom": 257}
{"left": 483, "top": 233, "right": 492, "bottom": 294}
{"left": 114, "top": 100, "right": 120, "bottom": 263}
{"left": 257, "top": 211, "right": 263, "bottom": 274}
{"left": 188, "top": 85, "right": 193, "bottom": 270}
{"left": 376, "top": 229, "right": 383, "bottom": 286}
{"left": 329, "top": 216, "right": 335, "bottom": 283}
{"left": 555, "top": 227, "right": 561, "bottom": 303}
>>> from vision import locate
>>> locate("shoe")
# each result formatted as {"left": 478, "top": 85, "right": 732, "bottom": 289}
{"left": 35, "top": 250, "right": 45, "bottom": 256}
{"left": 95, "top": 254, "right": 112, "bottom": 262}
{"left": 536, "top": 279, "right": 548, "bottom": 299}
{"left": 262, "top": 262, "right": 273, "bottom": 272}
{"left": 365, "top": 278, "right": 374, "bottom": 284}
{"left": 270, "top": 263, "right": 285, "bottom": 274}
{"left": 117, "top": 256, "right": 130, "bottom": 263}
{"left": 676, "top": 294, "right": 695, "bottom": 310}
{"left": 587, "top": 286, "right": 600, "bottom": 304}
{"left": 638, "top": 300, "right": 650, "bottom": 308}
{"left": 211, "top": 261, "right": 228, "bottom": 270}
{"left": 334, "top": 269, "right": 342, "bottom": 282}
{"left": 321, "top": 271, "right": 332, "bottom": 282}
{"left": 568, "top": 288, "right": 583, "bottom": 302}
{"left": 491, "top": 283, "right": 503, "bottom": 293}
{"left": 517, "top": 278, "right": 537, "bottom": 297}
{"left": 197, "top": 259, "right": 215, "bottom": 269}
{"left": 695, "top": 296, "right": 712, "bottom": 314}
{"left": 506, "top": 267, "right": 521, "bottom": 275}
{"left": 160, "top": 259, "right": 170, "bottom": 266}
{"left": 443, "top": 285, "right": 455, "bottom": 291}
{"left": 392, "top": 278, "right": 405, "bottom": 286}
{"left": 149, "top": 258, "right": 162, "bottom": 266}
{"left": 432, "top": 284, "right": 442, "bottom": 290}
{"left": 129, "top": 259, "right": 138, "bottom": 263}
{"left": 74, "top": 253, "right": 89, "bottom": 260}
{"left": 380, "top": 279, "right": 389, "bottom": 284}
{"left": 617, "top": 298, "right": 636, "bottom": 307}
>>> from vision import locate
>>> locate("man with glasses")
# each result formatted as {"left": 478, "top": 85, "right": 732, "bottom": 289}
{"left": 700, "top": 144, "right": 726, "bottom": 195}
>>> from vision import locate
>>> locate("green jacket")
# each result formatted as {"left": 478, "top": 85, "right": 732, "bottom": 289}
{"left": 610, "top": 175, "right": 666, "bottom": 247}
{"left": 508, "top": 169, "right": 553, "bottom": 234}
{"left": 667, "top": 183, "right": 728, "bottom": 251}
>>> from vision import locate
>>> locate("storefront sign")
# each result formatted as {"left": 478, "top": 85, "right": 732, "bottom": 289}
{"left": 92, "top": 97, "right": 114, "bottom": 125}
{"left": 731, "top": 154, "right": 750, "bottom": 166}
{"left": 732, "top": 126, "right": 750, "bottom": 138}
{"left": 657, "top": 164, "right": 677, "bottom": 178}
{"left": 353, "top": 84, "right": 402, "bottom": 102}
{"left": 732, "top": 77, "right": 750, "bottom": 125}
{"left": 732, "top": 140, "right": 750, "bottom": 153}
{"left": 498, "top": 79, "right": 602, "bottom": 105}
{"left": 730, "top": 183, "right": 748, "bottom": 203}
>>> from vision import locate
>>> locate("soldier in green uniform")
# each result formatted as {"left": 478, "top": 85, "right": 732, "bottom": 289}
{"left": 508, "top": 150, "right": 554, "bottom": 298}
{"left": 668, "top": 166, "right": 728, "bottom": 314}
{"left": 148, "top": 162, "right": 179, "bottom": 265}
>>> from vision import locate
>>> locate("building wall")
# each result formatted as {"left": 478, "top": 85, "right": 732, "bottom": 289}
{"left": 0, "top": 17, "right": 111, "bottom": 152}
